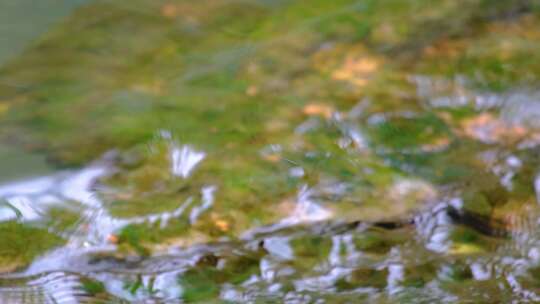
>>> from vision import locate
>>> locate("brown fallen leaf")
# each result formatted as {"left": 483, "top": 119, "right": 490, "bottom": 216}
{"left": 303, "top": 103, "right": 334, "bottom": 118}
{"left": 246, "top": 85, "right": 258, "bottom": 96}
{"left": 214, "top": 219, "right": 229, "bottom": 232}
{"left": 161, "top": 3, "right": 178, "bottom": 18}
{"left": 461, "top": 113, "right": 527, "bottom": 144}
{"left": 262, "top": 154, "right": 281, "bottom": 163}
{"left": 107, "top": 234, "right": 119, "bottom": 244}
{"left": 332, "top": 55, "right": 379, "bottom": 87}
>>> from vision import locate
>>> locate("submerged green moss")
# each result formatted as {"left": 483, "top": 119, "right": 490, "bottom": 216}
{"left": 2, "top": 0, "right": 538, "bottom": 164}
{"left": 1, "top": 1, "right": 540, "bottom": 301}
{"left": 179, "top": 254, "right": 260, "bottom": 302}
{"left": 81, "top": 278, "right": 106, "bottom": 296}
{"left": 0, "top": 221, "right": 63, "bottom": 272}
{"left": 46, "top": 206, "right": 81, "bottom": 231}
{"left": 2, "top": 0, "right": 536, "bottom": 251}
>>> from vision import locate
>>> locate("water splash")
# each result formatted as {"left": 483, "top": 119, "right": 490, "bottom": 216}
{"left": 281, "top": 185, "right": 332, "bottom": 225}
{"left": 170, "top": 144, "right": 205, "bottom": 178}
{"left": 189, "top": 186, "right": 216, "bottom": 224}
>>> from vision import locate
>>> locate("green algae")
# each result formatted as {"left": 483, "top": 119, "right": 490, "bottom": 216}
{"left": 1, "top": 0, "right": 537, "bottom": 250}
{"left": 179, "top": 254, "right": 260, "bottom": 302}
{"left": 354, "top": 228, "right": 409, "bottom": 254}
{"left": 1, "top": 0, "right": 540, "bottom": 302}
{"left": 81, "top": 278, "right": 106, "bottom": 295}
{"left": 461, "top": 191, "right": 492, "bottom": 217}
{"left": 0, "top": 144, "right": 54, "bottom": 184}
{"left": 0, "top": 221, "right": 63, "bottom": 272}
{"left": 2, "top": 0, "right": 538, "bottom": 165}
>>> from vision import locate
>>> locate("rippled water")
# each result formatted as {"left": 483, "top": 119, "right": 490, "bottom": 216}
{"left": 2, "top": 0, "right": 540, "bottom": 303}
{"left": 3, "top": 109, "right": 540, "bottom": 302}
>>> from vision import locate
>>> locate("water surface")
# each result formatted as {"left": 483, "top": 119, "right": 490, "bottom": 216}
{"left": 1, "top": 0, "right": 540, "bottom": 303}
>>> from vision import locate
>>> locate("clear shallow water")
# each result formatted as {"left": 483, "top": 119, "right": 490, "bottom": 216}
{"left": 2, "top": 0, "right": 540, "bottom": 303}
{"left": 0, "top": 145, "right": 54, "bottom": 184}
{"left": 3, "top": 108, "right": 540, "bottom": 302}
{"left": 0, "top": 0, "right": 86, "bottom": 66}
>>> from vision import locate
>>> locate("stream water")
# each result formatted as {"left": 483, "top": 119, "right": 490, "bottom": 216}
{"left": 2, "top": 0, "right": 540, "bottom": 303}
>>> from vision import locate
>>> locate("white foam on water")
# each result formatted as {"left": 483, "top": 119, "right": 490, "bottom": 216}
{"left": 281, "top": 185, "right": 332, "bottom": 225}
{"left": 170, "top": 144, "right": 205, "bottom": 178}
{"left": 189, "top": 185, "right": 216, "bottom": 224}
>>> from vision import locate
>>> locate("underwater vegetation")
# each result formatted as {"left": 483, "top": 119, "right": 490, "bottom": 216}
{"left": 2, "top": 0, "right": 540, "bottom": 302}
